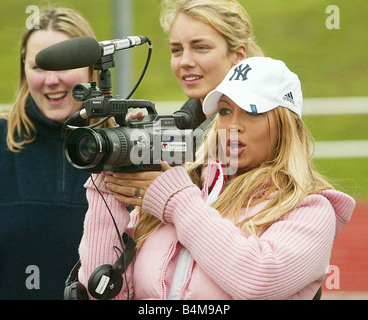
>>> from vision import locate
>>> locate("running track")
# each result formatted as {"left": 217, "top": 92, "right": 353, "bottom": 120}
{"left": 322, "top": 201, "right": 368, "bottom": 299}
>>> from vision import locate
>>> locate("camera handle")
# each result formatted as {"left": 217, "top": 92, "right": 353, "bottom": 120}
{"left": 112, "top": 100, "right": 158, "bottom": 126}
{"left": 80, "top": 97, "right": 157, "bottom": 126}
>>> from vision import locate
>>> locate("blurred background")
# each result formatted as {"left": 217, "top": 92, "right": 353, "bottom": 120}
{"left": 0, "top": 0, "right": 367, "bottom": 299}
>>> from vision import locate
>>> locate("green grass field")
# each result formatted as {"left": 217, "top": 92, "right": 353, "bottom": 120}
{"left": 1, "top": 0, "right": 367, "bottom": 201}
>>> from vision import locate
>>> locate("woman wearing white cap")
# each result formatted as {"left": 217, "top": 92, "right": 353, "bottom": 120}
{"left": 73, "top": 57, "right": 355, "bottom": 300}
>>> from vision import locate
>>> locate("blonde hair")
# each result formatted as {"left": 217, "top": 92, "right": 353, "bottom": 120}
{"left": 160, "top": 0, "right": 264, "bottom": 57}
{"left": 0, "top": 7, "right": 114, "bottom": 152}
{"left": 133, "top": 107, "right": 333, "bottom": 248}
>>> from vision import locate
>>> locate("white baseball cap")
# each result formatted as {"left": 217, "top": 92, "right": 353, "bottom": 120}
{"left": 203, "top": 57, "right": 303, "bottom": 118}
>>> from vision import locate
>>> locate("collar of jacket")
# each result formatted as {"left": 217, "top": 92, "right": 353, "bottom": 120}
{"left": 26, "top": 96, "right": 61, "bottom": 128}
{"left": 25, "top": 96, "right": 88, "bottom": 135}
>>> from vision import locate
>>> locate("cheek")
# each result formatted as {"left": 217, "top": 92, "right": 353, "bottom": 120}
{"left": 171, "top": 58, "right": 179, "bottom": 77}
{"left": 269, "top": 126, "right": 279, "bottom": 157}
{"left": 250, "top": 123, "right": 276, "bottom": 161}
{"left": 26, "top": 71, "right": 44, "bottom": 92}
{"left": 200, "top": 55, "right": 221, "bottom": 74}
{"left": 265, "top": 114, "right": 279, "bottom": 155}
{"left": 216, "top": 120, "right": 229, "bottom": 149}
{"left": 60, "top": 68, "right": 90, "bottom": 89}
{"left": 204, "top": 56, "right": 232, "bottom": 86}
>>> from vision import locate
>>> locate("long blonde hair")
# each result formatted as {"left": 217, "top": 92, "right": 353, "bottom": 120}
{"left": 133, "top": 107, "right": 333, "bottom": 248}
{"left": 0, "top": 7, "right": 114, "bottom": 152}
{"left": 160, "top": 0, "right": 264, "bottom": 57}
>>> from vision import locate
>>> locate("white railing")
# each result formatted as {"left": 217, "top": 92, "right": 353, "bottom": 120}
{"left": 302, "top": 96, "right": 368, "bottom": 159}
{"left": 155, "top": 96, "right": 368, "bottom": 116}
{"left": 2, "top": 96, "right": 367, "bottom": 158}
{"left": 155, "top": 96, "right": 368, "bottom": 159}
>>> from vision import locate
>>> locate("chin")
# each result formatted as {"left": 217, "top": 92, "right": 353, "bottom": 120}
{"left": 44, "top": 111, "right": 74, "bottom": 123}
{"left": 183, "top": 88, "right": 207, "bottom": 100}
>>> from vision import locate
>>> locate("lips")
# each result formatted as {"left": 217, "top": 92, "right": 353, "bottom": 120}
{"left": 227, "top": 139, "right": 246, "bottom": 157}
{"left": 182, "top": 74, "right": 202, "bottom": 84}
{"left": 45, "top": 91, "right": 67, "bottom": 101}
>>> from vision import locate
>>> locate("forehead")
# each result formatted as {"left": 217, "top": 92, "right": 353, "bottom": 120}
{"left": 25, "top": 30, "right": 71, "bottom": 61}
{"left": 169, "top": 13, "right": 225, "bottom": 45}
{"left": 218, "top": 95, "right": 240, "bottom": 109}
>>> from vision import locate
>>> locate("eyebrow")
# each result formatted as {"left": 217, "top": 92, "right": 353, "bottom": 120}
{"left": 169, "top": 38, "right": 212, "bottom": 46}
{"left": 218, "top": 99, "right": 231, "bottom": 105}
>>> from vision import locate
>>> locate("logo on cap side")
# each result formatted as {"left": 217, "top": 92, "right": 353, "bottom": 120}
{"left": 229, "top": 63, "right": 252, "bottom": 81}
{"left": 250, "top": 104, "right": 258, "bottom": 114}
{"left": 282, "top": 92, "right": 295, "bottom": 105}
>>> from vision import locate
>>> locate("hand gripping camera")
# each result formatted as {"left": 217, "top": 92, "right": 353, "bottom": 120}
{"left": 58, "top": 36, "right": 196, "bottom": 173}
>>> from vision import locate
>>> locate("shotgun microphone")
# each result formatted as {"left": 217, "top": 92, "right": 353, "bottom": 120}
{"left": 36, "top": 35, "right": 149, "bottom": 70}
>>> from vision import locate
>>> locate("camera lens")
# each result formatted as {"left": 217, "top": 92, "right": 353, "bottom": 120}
{"left": 65, "top": 128, "right": 105, "bottom": 169}
{"left": 65, "top": 126, "right": 135, "bottom": 172}
{"left": 77, "top": 133, "right": 97, "bottom": 164}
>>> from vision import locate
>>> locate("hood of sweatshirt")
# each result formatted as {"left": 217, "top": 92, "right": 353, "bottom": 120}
{"left": 201, "top": 161, "right": 356, "bottom": 239}
{"left": 317, "top": 189, "right": 355, "bottom": 238}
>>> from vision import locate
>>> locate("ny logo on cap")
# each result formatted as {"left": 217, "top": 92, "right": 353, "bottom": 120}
{"left": 229, "top": 63, "right": 252, "bottom": 81}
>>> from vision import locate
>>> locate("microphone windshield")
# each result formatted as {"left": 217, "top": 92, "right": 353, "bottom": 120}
{"left": 36, "top": 36, "right": 101, "bottom": 71}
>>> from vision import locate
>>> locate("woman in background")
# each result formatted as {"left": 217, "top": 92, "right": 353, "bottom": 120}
{"left": 131, "top": 0, "right": 263, "bottom": 130}
{"left": 0, "top": 7, "right": 113, "bottom": 299}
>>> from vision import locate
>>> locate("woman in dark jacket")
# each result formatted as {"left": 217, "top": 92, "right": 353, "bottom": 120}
{"left": 0, "top": 7, "right": 114, "bottom": 299}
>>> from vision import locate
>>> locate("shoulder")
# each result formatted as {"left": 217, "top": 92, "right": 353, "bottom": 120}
{"left": 179, "top": 98, "right": 206, "bottom": 129}
{"left": 297, "top": 190, "right": 355, "bottom": 217}
{"left": 294, "top": 193, "right": 337, "bottom": 220}
{"left": 274, "top": 193, "right": 337, "bottom": 229}
{"left": 0, "top": 118, "right": 8, "bottom": 147}
{"left": 0, "top": 116, "right": 8, "bottom": 128}
{"left": 297, "top": 192, "right": 334, "bottom": 209}
{"left": 258, "top": 193, "right": 338, "bottom": 242}
{"left": 180, "top": 98, "right": 202, "bottom": 111}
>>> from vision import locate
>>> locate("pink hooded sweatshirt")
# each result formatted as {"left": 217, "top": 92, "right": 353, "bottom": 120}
{"left": 78, "top": 162, "right": 355, "bottom": 300}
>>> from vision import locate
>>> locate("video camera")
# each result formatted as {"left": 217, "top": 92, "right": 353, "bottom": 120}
{"left": 46, "top": 36, "right": 197, "bottom": 173}
{"left": 64, "top": 90, "right": 196, "bottom": 173}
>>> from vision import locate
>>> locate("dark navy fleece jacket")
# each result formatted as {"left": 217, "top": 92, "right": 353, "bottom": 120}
{"left": 0, "top": 98, "right": 90, "bottom": 299}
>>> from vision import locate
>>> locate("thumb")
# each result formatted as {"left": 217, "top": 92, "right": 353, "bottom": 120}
{"left": 160, "top": 161, "right": 172, "bottom": 172}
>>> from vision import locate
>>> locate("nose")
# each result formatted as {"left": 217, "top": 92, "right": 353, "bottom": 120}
{"left": 180, "top": 49, "right": 195, "bottom": 69}
{"left": 228, "top": 115, "right": 244, "bottom": 134}
{"left": 44, "top": 71, "right": 60, "bottom": 87}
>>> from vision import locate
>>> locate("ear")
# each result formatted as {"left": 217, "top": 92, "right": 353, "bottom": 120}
{"left": 232, "top": 44, "right": 247, "bottom": 66}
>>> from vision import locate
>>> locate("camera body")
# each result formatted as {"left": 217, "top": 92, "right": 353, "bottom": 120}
{"left": 64, "top": 84, "right": 196, "bottom": 173}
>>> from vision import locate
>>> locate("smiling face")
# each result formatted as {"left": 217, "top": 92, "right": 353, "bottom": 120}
{"left": 169, "top": 13, "right": 244, "bottom": 103}
{"left": 217, "top": 95, "right": 279, "bottom": 174}
{"left": 24, "top": 29, "right": 90, "bottom": 123}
